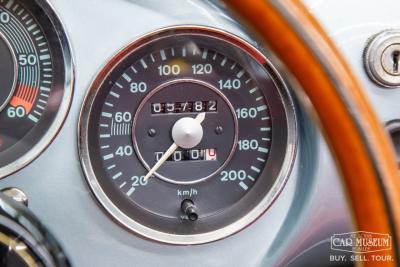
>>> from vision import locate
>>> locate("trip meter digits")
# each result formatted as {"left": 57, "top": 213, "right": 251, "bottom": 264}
{"left": 0, "top": 0, "right": 73, "bottom": 178}
{"left": 79, "top": 26, "right": 296, "bottom": 244}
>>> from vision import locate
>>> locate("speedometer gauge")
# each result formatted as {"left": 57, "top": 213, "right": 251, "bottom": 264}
{"left": 79, "top": 26, "right": 296, "bottom": 244}
{"left": 0, "top": 0, "right": 73, "bottom": 178}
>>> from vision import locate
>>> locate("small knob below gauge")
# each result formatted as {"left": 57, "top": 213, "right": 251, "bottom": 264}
{"left": 181, "top": 199, "right": 198, "bottom": 221}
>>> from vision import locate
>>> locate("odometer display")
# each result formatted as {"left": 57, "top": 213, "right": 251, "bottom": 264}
{"left": 79, "top": 26, "right": 296, "bottom": 244}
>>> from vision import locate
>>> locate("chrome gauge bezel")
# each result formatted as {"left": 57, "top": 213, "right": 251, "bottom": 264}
{"left": 79, "top": 25, "right": 297, "bottom": 245}
{"left": 0, "top": 0, "right": 74, "bottom": 179}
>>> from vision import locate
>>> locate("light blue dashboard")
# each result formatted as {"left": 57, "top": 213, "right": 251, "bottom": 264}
{"left": 1, "top": 0, "right": 399, "bottom": 266}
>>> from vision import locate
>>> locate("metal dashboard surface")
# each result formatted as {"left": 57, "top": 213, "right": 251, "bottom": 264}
{"left": 1, "top": 0, "right": 398, "bottom": 266}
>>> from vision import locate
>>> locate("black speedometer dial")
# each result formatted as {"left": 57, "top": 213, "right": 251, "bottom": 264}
{"left": 0, "top": 0, "right": 73, "bottom": 178}
{"left": 79, "top": 26, "right": 296, "bottom": 244}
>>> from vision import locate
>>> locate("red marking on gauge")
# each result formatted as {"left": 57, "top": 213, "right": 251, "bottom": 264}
{"left": 9, "top": 84, "right": 38, "bottom": 113}
{"left": 206, "top": 148, "right": 217, "bottom": 160}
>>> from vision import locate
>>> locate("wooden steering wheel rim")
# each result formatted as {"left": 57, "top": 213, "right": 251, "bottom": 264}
{"left": 224, "top": 0, "right": 400, "bottom": 265}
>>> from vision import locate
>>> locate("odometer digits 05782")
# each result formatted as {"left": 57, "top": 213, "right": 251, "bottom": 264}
{"left": 79, "top": 26, "right": 296, "bottom": 244}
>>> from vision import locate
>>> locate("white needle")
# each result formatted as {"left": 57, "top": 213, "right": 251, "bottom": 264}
{"left": 194, "top": 112, "right": 206, "bottom": 124}
{"left": 143, "top": 143, "right": 178, "bottom": 181}
{"left": 143, "top": 112, "right": 206, "bottom": 181}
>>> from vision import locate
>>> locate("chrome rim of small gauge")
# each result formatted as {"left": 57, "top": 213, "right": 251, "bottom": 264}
{"left": 79, "top": 25, "right": 297, "bottom": 244}
{"left": 0, "top": 0, "right": 74, "bottom": 178}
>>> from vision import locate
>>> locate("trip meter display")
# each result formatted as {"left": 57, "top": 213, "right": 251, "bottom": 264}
{"left": 79, "top": 26, "right": 296, "bottom": 244}
{"left": 0, "top": 0, "right": 73, "bottom": 178}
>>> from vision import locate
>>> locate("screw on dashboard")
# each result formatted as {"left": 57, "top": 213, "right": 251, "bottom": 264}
{"left": 1, "top": 187, "right": 28, "bottom": 206}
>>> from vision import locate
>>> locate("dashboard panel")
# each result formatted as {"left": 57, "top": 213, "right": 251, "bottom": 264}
{"left": 0, "top": 0, "right": 399, "bottom": 266}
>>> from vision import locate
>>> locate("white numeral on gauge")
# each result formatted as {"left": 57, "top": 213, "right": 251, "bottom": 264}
{"left": 131, "top": 175, "right": 148, "bottom": 187}
{"left": 158, "top": 64, "right": 181, "bottom": 76}
{"left": 115, "top": 146, "right": 133, "bottom": 157}
{"left": 7, "top": 106, "right": 26, "bottom": 118}
{"left": 0, "top": 12, "right": 10, "bottom": 23}
{"left": 192, "top": 64, "right": 212, "bottom": 74}
{"left": 130, "top": 82, "right": 147, "bottom": 93}
{"left": 18, "top": 54, "right": 38, "bottom": 66}
{"left": 238, "top": 139, "right": 259, "bottom": 151}
{"left": 236, "top": 108, "right": 258, "bottom": 119}
{"left": 220, "top": 170, "right": 247, "bottom": 181}
{"left": 114, "top": 112, "right": 131, "bottom": 122}
{"left": 218, "top": 79, "right": 241, "bottom": 90}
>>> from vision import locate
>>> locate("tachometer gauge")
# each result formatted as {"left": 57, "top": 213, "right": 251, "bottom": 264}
{"left": 79, "top": 26, "right": 296, "bottom": 244}
{"left": 0, "top": 0, "right": 73, "bottom": 178}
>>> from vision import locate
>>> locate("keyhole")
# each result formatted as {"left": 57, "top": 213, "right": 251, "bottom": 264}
{"left": 392, "top": 50, "right": 400, "bottom": 73}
